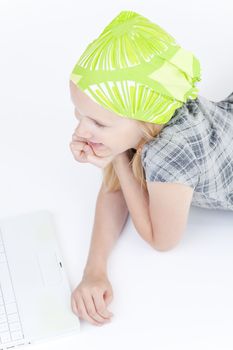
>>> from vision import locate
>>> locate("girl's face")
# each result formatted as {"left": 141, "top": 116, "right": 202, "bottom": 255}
{"left": 69, "top": 80, "right": 145, "bottom": 157}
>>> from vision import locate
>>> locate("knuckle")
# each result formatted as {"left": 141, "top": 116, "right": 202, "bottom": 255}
{"left": 72, "top": 290, "right": 80, "bottom": 298}
{"left": 71, "top": 307, "right": 77, "bottom": 316}
{"left": 91, "top": 286, "right": 100, "bottom": 293}
{"left": 71, "top": 142, "right": 79, "bottom": 149}
{"left": 76, "top": 303, "right": 83, "bottom": 314}
{"left": 70, "top": 146, "right": 78, "bottom": 154}
{"left": 71, "top": 293, "right": 76, "bottom": 301}
{"left": 71, "top": 301, "right": 76, "bottom": 313}
{"left": 79, "top": 287, "right": 88, "bottom": 294}
{"left": 76, "top": 307, "right": 82, "bottom": 316}
{"left": 74, "top": 154, "right": 80, "bottom": 160}
{"left": 153, "top": 242, "right": 177, "bottom": 252}
{"left": 77, "top": 308, "right": 84, "bottom": 318}
{"left": 72, "top": 304, "right": 79, "bottom": 314}
{"left": 96, "top": 306, "right": 105, "bottom": 314}
{"left": 91, "top": 319, "right": 100, "bottom": 326}
{"left": 88, "top": 310, "right": 97, "bottom": 317}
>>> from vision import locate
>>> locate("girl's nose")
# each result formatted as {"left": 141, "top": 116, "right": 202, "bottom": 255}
{"left": 76, "top": 125, "right": 93, "bottom": 139}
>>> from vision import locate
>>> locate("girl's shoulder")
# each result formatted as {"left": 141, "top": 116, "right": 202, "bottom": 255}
{"left": 140, "top": 124, "right": 200, "bottom": 189}
{"left": 140, "top": 92, "right": 233, "bottom": 188}
{"left": 142, "top": 91, "right": 232, "bottom": 155}
{"left": 142, "top": 96, "right": 203, "bottom": 154}
{"left": 140, "top": 96, "right": 208, "bottom": 188}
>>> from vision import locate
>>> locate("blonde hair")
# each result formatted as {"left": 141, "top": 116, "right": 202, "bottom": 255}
{"left": 102, "top": 121, "right": 166, "bottom": 193}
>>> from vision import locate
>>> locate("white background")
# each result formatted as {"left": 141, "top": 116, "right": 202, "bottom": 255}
{"left": 0, "top": 0, "right": 233, "bottom": 349}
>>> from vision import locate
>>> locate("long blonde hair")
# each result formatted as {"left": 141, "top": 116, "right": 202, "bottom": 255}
{"left": 102, "top": 121, "right": 166, "bottom": 193}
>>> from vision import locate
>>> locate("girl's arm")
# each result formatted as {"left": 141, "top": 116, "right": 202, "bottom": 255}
{"left": 112, "top": 152, "right": 155, "bottom": 248}
{"left": 112, "top": 152, "right": 193, "bottom": 252}
{"left": 83, "top": 181, "right": 129, "bottom": 277}
{"left": 71, "top": 182, "right": 128, "bottom": 326}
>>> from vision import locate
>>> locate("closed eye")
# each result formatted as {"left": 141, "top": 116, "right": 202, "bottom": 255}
{"left": 74, "top": 110, "right": 106, "bottom": 127}
{"left": 93, "top": 120, "right": 105, "bottom": 128}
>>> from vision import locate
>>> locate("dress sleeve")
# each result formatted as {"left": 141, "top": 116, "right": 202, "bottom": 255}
{"left": 140, "top": 133, "right": 200, "bottom": 189}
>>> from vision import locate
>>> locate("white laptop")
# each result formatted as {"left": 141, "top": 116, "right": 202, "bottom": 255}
{"left": 0, "top": 210, "right": 80, "bottom": 350}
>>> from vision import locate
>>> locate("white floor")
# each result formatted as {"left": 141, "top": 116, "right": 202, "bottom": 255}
{"left": 1, "top": 0, "right": 233, "bottom": 349}
{"left": 75, "top": 204, "right": 233, "bottom": 347}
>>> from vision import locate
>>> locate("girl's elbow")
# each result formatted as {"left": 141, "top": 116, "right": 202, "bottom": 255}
{"left": 151, "top": 235, "right": 183, "bottom": 252}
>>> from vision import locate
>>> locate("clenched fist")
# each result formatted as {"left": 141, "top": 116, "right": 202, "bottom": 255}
{"left": 71, "top": 272, "right": 114, "bottom": 326}
{"left": 69, "top": 128, "right": 115, "bottom": 168}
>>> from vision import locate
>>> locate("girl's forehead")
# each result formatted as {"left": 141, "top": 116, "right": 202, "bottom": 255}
{"left": 70, "top": 80, "right": 129, "bottom": 125}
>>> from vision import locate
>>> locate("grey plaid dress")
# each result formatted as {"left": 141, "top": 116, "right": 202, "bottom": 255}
{"left": 141, "top": 92, "right": 233, "bottom": 211}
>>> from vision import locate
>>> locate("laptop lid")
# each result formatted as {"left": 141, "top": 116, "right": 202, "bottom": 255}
{"left": 0, "top": 210, "right": 80, "bottom": 348}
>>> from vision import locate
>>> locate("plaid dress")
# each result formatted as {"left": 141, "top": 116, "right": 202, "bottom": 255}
{"left": 141, "top": 92, "right": 233, "bottom": 211}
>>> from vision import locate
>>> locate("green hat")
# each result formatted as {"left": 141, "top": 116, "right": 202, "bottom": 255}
{"left": 70, "top": 10, "right": 201, "bottom": 124}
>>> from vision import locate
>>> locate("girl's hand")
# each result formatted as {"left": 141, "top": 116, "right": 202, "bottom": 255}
{"left": 69, "top": 131, "right": 115, "bottom": 168}
{"left": 71, "top": 272, "right": 114, "bottom": 326}
{"left": 69, "top": 132, "right": 94, "bottom": 163}
{"left": 84, "top": 147, "right": 116, "bottom": 168}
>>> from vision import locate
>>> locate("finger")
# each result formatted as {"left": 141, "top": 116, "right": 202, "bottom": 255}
{"left": 70, "top": 140, "right": 86, "bottom": 150}
{"left": 72, "top": 143, "right": 97, "bottom": 162}
{"left": 70, "top": 143, "right": 89, "bottom": 163}
{"left": 82, "top": 290, "right": 111, "bottom": 324}
{"left": 86, "top": 145, "right": 109, "bottom": 161}
{"left": 71, "top": 295, "right": 80, "bottom": 317}
{"left": 86, "top": 153, "right": 106, "bottom": 168}
{"left": 77, "top": 152, "right": 89, "bottom": 163}
{"left": 70, "top": 141, "right": 110, "bottom": 167}
{"left": 84, "top": 145, "right": 103, "bottom": 161}
{"left": 69, "top": 142, "right": 95, "bottom": 155}
{"left": 72, "top": 295, "right": 103, "bottom": 326}
{"left": 87, "top": 153, "right": 115, "bottom": 169}
{"left": 83, "top": 144, "right": 94, "bottom": 154}
{"left": 92, "top": 289, "right": 113, "bottom": 319}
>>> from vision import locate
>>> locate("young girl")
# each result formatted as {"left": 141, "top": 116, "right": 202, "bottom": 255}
{"left": 68, "top": 10, "right": 233, "bottom": 327}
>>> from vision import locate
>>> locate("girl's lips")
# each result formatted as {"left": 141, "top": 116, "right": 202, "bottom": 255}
{"left": 88, "top": 141, "right": 104, "bottom": 149}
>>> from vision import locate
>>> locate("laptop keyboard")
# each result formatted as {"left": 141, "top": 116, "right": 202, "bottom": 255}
{"left": 0, "top": 229, "right": 24, "bottom": 345}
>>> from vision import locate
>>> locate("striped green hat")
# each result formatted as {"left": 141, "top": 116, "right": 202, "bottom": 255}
{"left": 70, "top": 10, "right": 201, "bottom": 124}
